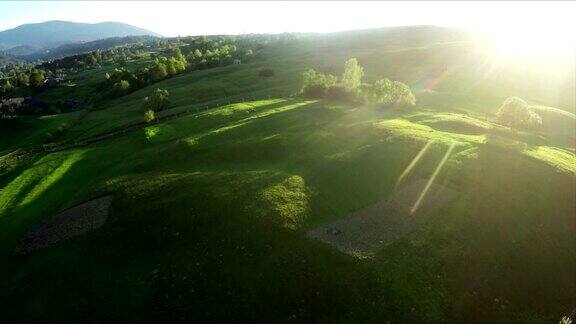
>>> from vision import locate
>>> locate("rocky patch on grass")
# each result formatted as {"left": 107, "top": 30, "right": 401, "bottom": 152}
{"left": 307, "top": 179, "right": 457, "bottom": 257}
{"left": 13, "top": 196, "right": 113, "bottom": 255}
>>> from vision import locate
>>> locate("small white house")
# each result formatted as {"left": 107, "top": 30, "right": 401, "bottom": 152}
{"left": 233, "top": 59, "right": 242, "bottom": 65}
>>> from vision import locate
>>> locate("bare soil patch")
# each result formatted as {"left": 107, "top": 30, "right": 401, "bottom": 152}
{"left": 14, "top": 196, "right": 113, "bottom": 255}
{"left": 307, "top": 179, "right": 457, "bottom": 257}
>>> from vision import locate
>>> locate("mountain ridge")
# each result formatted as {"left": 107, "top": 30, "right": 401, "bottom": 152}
{"left": 0, "top": 20, "right": 161, "bottom": 49}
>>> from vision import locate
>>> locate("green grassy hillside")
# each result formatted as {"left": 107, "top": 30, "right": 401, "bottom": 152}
{"left": 1, "top": 27, "right": 574, "bottom": 322}
{"left": 3, "top": 27, "right": 573, "bottom": 155}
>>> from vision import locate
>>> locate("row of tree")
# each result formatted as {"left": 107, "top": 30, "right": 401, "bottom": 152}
{"left": 0, "top": 43, "right": 155, "bottom": 97}
{"left": 0, "top": 68, "right": 51, "bottom": 95}
{"left": 302, "top": 58, "right": 416, "bottom": 107}
{"left": 96, "top": 48, "right": 188, "bottom": 100}
{"left": 301, "top": 60, "right": 544, "bottom": 130}
{"left": 1, "top": 33, "right": 274, "bottom": 100}
{"left": 40, "top": 46, "right": 146, "bottom": 71}
{"left": 96, "top": 37, "right": 262, "bottom": 101}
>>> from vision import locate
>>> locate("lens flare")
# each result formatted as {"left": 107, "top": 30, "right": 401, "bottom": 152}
{"left": 410, "top": 142, "right": 456, "bottom": 215}
{"left": 397, "top": 139, "right": 435, "bottom": 187}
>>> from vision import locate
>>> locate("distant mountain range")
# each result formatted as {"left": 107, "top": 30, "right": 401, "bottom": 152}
{"left": 21, "top": 35, "right": 160, "bottom": 61}
{"left": 0, "top": 20, "right": 161, "bottom": 54}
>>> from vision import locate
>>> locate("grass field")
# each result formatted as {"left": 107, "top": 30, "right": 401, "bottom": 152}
{"left": 0, "top": 27, "right": 574, "bottom": 322}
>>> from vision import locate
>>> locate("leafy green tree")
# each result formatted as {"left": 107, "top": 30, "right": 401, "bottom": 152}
{"left": 341, "top": 58, "right": 364, "bottom": 92}
{"left": 221, "top": 54, "right": 234, "bottom": 65}
{"left": 17, "top": 73, "right": 30, "bottom": 87}
{"left": 136, "top": 67, "right": 150, "bottom": 87}
{"left": 149, "top": 62, "right": 168, "bottom": 82}
{"left": 0, "top": 80, "right": 14, "bottom": 94}
{"left": 115, "top": 55, "right": 128, "bottom": 67}
{"left": 389, "top": 81, "right": 416, "bottom": 107}
{"left": 166, "top": 59, "right": 177, "bottom": 76}
{"left": 143, "top": 88, "right": 170, "bottom": 112}
{"left": 6, "top": 80, "right": 15, "bottom": 92}
{"left": 301, "top": 69, "right": 338, "bottom": 98}
{"left": 368, "top": 78, "right": 393, "bottom": 104}
{"left": 197, "top": 59, "right": 208, "bottom": 69}
{"left": 244, "top": 49, "right": 254, "bottom": 61}
{"left": 113, "top": 80, "right": 131, "bottom": 96}
{"left": 559, "top": 316, "right": 572, "bottom": 324}
{"left": 87, "top": 53, "right": 98, "bottom": 65}
{"left": 497, "top": 96, "right": 542, "bottom": 128}
{"left": 172, "top": 47, "right": 185, "bottom": 61}
{"left": 29, "top": 69, "right": 45, "bottom": 91}
{"left": 144, "top": 109, "right": 155, "bottom": 123}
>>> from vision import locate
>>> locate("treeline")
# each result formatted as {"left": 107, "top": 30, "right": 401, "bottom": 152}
{"left": 95, "top": 36, "right": 262, "bottom": 101}
{"left": 0, "top": 60, "right": 38, "bottom": 95}
{"left": 96, "top": 48, "right": 188, "bottom": 100}
{"left": 40, "top": 46, "right": 145, "bottom": 71}
{"left": 0, "top": 68, "right": 51, "bottom": 94}
{"left": 0, "top": 33, "right": 282, "bottom": 114}
{"left": 0, "top": 33, "right": 293, "bottom": 98}
{"left": 0, "top": 45, "right": 148, "bottom": 96}
{"left": 179, "top": 35, "right": 256, "bottom": 69}
{"left": 302, "top": 58, "right": 416, "bottom": 107}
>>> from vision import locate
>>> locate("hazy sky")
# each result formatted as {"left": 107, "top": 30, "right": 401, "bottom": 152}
{"left": 0, "top": 1, "right": 575, "bottom": 37}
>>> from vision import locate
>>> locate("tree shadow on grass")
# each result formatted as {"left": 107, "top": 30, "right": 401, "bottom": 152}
{"left": 0, "top": 153, "right": 408, "bottom": 322}
{"left": 0, "top": 154, "right": 74, "bottom": 220}
{"left": 1, "top": 98, "right": 462, "bottom": 322}
{"left": 139, "top": 99, "right": 322, "bottom": 166}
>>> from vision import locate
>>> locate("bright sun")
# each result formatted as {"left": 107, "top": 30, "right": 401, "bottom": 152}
{"left": 482, "top": 22, "right": 576, "bottom": 60}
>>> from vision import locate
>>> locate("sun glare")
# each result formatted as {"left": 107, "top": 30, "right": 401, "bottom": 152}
{"left": 481, "top": 21, "right": 576, "bottom": 60}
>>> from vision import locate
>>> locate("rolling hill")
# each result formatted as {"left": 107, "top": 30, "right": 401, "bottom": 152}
{"left": 0, "top": 20, "right": 160, "bottom": 49}
{"left": 0, "top": 26, "right": 574, "bottom": 322}
{"left": 22, "top": 35, "right": 159, "bottom": 61}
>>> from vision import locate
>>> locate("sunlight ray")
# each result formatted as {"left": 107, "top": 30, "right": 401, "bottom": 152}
{"left": 20, "top": 151, "right": 85, "bottom": 207}
{"left": 410, "top": 142, "right": 455, "bottom": 215}
{"left": 396, "top": 139, "right": 435, "bottom": 187}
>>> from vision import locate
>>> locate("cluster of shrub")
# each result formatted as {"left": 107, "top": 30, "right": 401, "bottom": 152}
{"left": 0, "top": 60, "right": 36, "bottom": 89}
{"left": 0, "top": 45, "right": 149, "bottom": 97}
{"left": 1, "top": 33, "right": 271, "bottom": 99}
{"left": 142, "top": 88, "right": 170, "bottom": 123}
{"left": 301, "top": 58, "right": 416, "bottom": 107}
{"left": 184, "top": 46, "right": 252, "bottom": 69}
{"left": 178, "top": 36, "right": 259, "bottom": 69}
{"left": 39, "top": 46, "right": 145, "bottom": 71}
{"left": 0, "top": 68, "right": 49, "bottom": 95}
{"left": 96, "top": 48, "right": 188, "bottom": 100}
{"left": 96, "top": 36, "right": 262, "bottom": 101}
{"left": 496, "top": 96, "right": 542, "bottom": 129}
{"left": 180, "top": 36, "right": 255, "bottom": 69}
{"left": 0, "top": 58, "right": 36, "bottom": 74}
{"left": 0, "top": 97, "right": 48, "bottom": 120}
